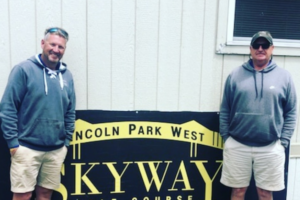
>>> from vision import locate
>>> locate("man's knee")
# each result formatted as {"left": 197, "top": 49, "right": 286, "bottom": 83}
{"left": 232, "top": 187, "right": 247, "bottom": 198}
{"left": 256, "top": 187, "right": 272, "bottom": 199}
{"left": 13, "top": 192, "right": 32, "bottom": 200}
{"left": 35, "top": 185, "right": 53, "bottom": 199}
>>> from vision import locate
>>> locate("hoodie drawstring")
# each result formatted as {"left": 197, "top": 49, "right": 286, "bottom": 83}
{"left": 36, "top": 54, "right": 65, "bottom": 95}
{"left": 253, "top": 71, "right": 258, "bottom": 99}
{"left": 261, "top": 73, "right": 264, "bottom": 98}
{"left": 43, "top": 68, "right": 64, "bottom": 95}
{"left": 253, "top": 71, "right": 264, "bottom": 99}
{"left": 43, "top": 68, "right": 48, "bottom": 95}
{"left": 59, "top": 72, "right": 64, "bottom": 90}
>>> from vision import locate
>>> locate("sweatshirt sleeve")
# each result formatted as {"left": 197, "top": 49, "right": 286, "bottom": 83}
{"left": 280, "top": 75, "right": 297, "bottom": 148}
{"left": 219, "top": 75, "right": 232, "bottom": 142}
{"left": 0, "top": 66, "right": 27, "bottom": 148}
{"left": 64, "top": 78, "right": 76, "bottom": 147}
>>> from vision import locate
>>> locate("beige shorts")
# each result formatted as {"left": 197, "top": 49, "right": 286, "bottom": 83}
{"left": 10, "top": 145, "right": 67, "bottom": 193}
{"left": 220, "top": 136, "right": 285, "bottom": 191}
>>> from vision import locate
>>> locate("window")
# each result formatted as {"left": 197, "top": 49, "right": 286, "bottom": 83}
{"left": 216, "top": 0, "right": 300, "bottom": 55}
{"left": 234, "top": 0, "right": 300, "bottom": 41}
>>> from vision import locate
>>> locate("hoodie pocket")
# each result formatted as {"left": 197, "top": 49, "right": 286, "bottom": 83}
{"left": 229, "top": 112, "right": 278, "bottom": 143}
{"left": 25, "top": 119, "right": 65, "bottom": 147}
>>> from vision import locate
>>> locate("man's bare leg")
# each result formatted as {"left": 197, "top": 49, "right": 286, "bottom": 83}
{"left": 35, "top": 185, "right": 53, "bottom": 200}
{"left": 231, "top": 187, "right": 247, "bottom": 200}
{"left": 12, "top": 192, "right": 32, "bottom": 200}
{"left": 257, "top": 187, "right": 273, "bottom": 200}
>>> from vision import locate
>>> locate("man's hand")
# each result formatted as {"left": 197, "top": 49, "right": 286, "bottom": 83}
{"left": 10, "top": 147, "right": 18, "bottom": 156}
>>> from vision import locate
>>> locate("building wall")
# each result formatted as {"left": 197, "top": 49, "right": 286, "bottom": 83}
{"left": 0, "top": 0, "right": 299, "bottom": 199}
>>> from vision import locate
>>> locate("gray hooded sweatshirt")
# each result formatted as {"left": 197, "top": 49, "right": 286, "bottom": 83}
{"left": 220, "top": 59, "right": 297, "bottom": 147}
{"left": 0, "top": 55, "right": 76, "bottom": 151}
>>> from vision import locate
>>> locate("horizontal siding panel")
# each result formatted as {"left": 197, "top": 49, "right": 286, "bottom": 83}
{"left": 179, "top": 0, "right": 204, "bottom": 111}
{"left": 87, "top": 0, "right": 112, "bottom": 109}
{"left": 157, "top": 0, "right": 182, "bottom": 110}
{"left": 199, "top": 0, "right": 223, "bottom": 111}
{"left": 135, "top": 0, "right": 159, "bottom": 110}
{"left": 9, "top": 0, "right": 36, "bottom": 65}
{"left": 111, "top": 0, "right": 135, "bottom": 110}
{"left": 62, "top": 0, "right": 87, "bottom": 109}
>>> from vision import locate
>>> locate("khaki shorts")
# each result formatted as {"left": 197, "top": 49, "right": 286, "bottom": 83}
{"left": 10, "top": 145, "right": 68, "bottom": 193}
{"left": 220, "top": 136, "right": 285, "bottom": 191}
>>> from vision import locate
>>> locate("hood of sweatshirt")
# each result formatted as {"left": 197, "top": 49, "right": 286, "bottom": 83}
{"left": 242, "top": 59, "right": 277, "bottom": 99}
{"left": 28, "top": 54, "right": 67, "bottom": 95}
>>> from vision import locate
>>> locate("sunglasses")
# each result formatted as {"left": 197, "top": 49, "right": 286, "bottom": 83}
{"left": 252, "top": 43, "right": 271, "bottom": 50}
{"left": 46, "top": 28, "right": 69, "bottom": 38}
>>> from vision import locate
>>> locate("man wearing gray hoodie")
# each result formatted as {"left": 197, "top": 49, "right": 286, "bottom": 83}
{"left": 0, "top": 27, "right": 76, "bottom": 200}
{"left": 220, "top": 31, "right": 297, "bottom": 200}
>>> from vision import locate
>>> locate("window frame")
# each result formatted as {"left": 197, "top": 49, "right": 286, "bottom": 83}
{"left": 216, "top": 0, "right": 300, "bottom": 56}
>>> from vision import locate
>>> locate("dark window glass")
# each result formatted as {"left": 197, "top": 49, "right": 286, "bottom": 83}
{"left": 234, "top": 0, "right": 300, "bottom": 40}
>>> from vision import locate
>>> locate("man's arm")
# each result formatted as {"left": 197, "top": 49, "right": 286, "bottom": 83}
{"left": 219, "top": 75, "right": 232, "bottom": 142}
{"left": 64, "top": 79, "right": 76, "bottom": 147}
{"left": 281, "top": 76, "right": 297, "bottom": 148}
{"left": 0, "top": 66, "right": 27, "bottom": 149}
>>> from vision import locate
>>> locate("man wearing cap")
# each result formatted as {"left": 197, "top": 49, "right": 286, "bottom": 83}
{"left": 0, "top": 27, "right": 76, "bottom": 199}
{"left": 219, "top": 31, "right": 297, "bottom": 200}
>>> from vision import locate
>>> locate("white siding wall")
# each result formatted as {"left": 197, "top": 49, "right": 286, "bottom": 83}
{"left": 0, "top": 0, "right": 299, "bottom": 199}
{"left": 288, "top": 158, "right": 300, "bottom": 200}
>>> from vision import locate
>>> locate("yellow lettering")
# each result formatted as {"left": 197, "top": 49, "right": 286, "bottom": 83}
{"left": 71, "top": 163, "right": 102, "bottom": 195}
{"left": 168, "top": 161, "right": 194, "bottom": 191}
{"left": 136, "top": 161, "right": 172, "bottom": 192}
{"left": 191, "top": 160, "right": 222, "bottom": 200}
{"left": 102, "top": 162, "right": 133, "bottom": 193}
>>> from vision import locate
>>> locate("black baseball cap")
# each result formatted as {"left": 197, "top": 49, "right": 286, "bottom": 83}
{"left": 250, "top": 31, "right": 273, "bottom": 45}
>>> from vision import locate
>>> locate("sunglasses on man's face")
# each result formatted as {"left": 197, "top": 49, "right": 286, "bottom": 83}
{"left": 252, "top": 43, "right": 271, "bottom": 50}
{"left": 46, "top": 28, "right": 69, "bottom": 38}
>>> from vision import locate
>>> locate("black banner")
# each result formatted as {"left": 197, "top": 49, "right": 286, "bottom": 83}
{"left": 0, "top": 110, "right": 289, "bottom": 199}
